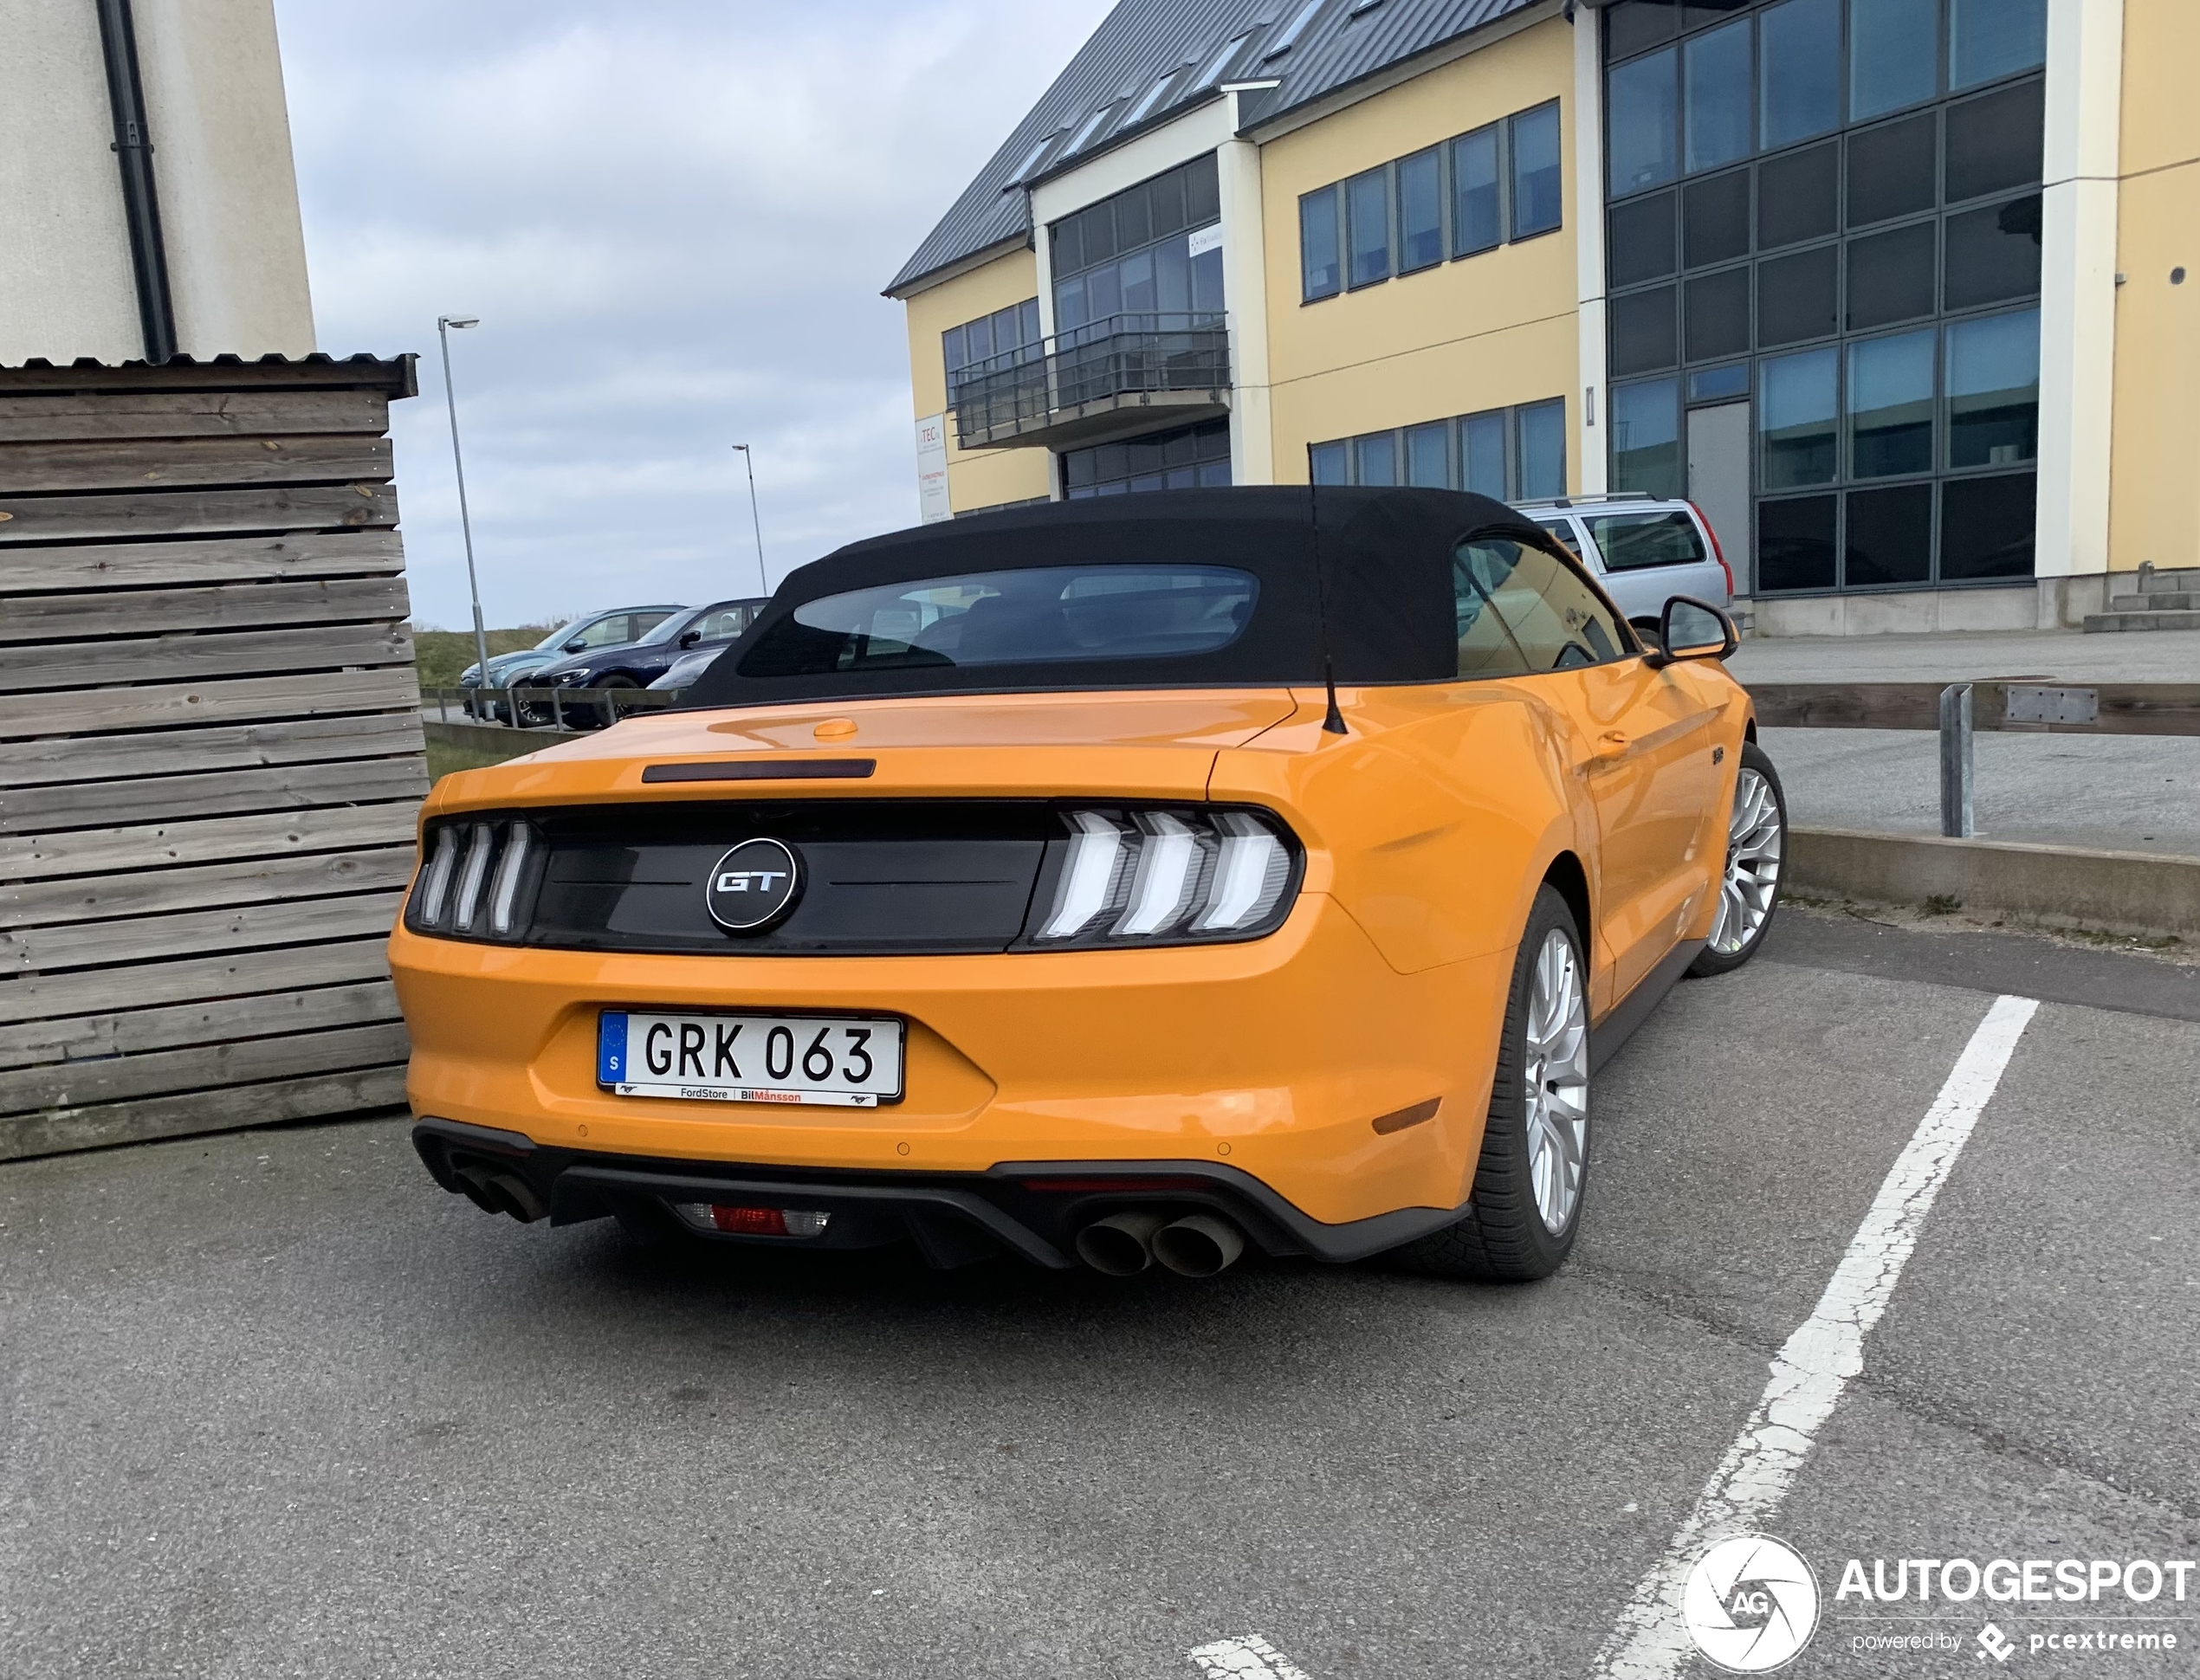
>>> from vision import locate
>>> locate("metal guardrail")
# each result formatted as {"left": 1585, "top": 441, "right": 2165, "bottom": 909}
{"left": 422, "top": 684, "right": 691, "bottom": 732}
{"left": 950, "top": 311, "right": 1230, "bottom": 449}
{"left": 1745, "top": 680, "right": 2200, "bottom": 840}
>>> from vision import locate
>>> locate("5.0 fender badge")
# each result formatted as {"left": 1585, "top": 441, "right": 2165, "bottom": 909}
{"left": 705, "top": 837, "right": 803, "bottom": 934}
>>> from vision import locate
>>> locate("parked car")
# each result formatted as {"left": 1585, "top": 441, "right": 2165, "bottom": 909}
{"left": 534, "top": 597, "right": 769, "bottom": 726}
{"left": 647, "top": 643, "right": 728, "bottom": 692}
{"left": 1512, "top": 494, "right": 1733, "bottom": 632}
{"left": 394, "top": 489, "right": 1785, "bottom": 1286}
{"left": 459, "top": 604, "right": 683, "bottom": 721}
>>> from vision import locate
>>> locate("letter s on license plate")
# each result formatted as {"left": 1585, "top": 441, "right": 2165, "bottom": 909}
{"left": 598, "top": 1011, "right": 904, "bottom": 1108}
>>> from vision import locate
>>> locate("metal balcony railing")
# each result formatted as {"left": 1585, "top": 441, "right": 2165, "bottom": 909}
{"left": 949, "top": 312, "right": 1231, "bottom": 449}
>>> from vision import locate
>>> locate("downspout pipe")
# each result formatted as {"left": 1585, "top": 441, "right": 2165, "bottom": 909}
{"left": 94, "top": 0, "right": 178, "bottom": 364}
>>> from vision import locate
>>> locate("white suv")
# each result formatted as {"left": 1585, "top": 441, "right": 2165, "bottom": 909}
{"left": 1513, "top": 495, "right": 1734, "bottom": 627}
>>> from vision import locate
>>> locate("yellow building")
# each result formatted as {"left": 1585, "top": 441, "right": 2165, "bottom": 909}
{"left": 887, "top": 0, "right": 2197, "bottom": 636}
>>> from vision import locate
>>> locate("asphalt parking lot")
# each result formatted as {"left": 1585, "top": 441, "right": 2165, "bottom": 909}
{"left": 3, "top": 909, "right": 2196, "bottom": 1679}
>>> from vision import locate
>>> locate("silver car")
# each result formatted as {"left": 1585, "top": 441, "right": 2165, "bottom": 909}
{"left": 1513, "top": 495, "right": 1732, "bottom": 627}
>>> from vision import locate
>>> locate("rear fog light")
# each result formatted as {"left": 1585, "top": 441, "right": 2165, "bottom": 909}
{"left": 670, "top": 1202, "right": 831, "bottom": 1238}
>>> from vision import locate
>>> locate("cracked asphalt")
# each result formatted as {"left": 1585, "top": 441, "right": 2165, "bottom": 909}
{"left": 1, "top": 907, "right": 2195, "bottom": 1679}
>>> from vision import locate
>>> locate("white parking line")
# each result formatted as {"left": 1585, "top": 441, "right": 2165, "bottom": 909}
{"left": 1187, "top": 1633, "right": 1315, "bottom": 1679}
{"left": 1590, "top": 992, "right": 2041, "bottom": 1679}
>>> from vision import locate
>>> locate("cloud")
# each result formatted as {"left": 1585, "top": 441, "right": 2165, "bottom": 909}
{"left": 273, "top": 0, "right": 1109, "bottom": 628}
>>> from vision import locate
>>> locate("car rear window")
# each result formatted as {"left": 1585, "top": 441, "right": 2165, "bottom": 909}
{"left": 1533, "top": 518, "right": 1582, "bottom": 557}
{"left": 1583, "top": 510, "right": 1707, "bottom": 572}
{"left": 736, "top": 565, "right": 1259, "bottom": 677}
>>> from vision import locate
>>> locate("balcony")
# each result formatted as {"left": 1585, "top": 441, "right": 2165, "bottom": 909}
{"left": 949, "top": 313, "right": 1231, "bottom": 451}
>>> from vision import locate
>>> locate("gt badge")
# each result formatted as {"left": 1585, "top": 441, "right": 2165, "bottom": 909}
{"left": 706, "top": 837, "right": 803, "bottom": 934}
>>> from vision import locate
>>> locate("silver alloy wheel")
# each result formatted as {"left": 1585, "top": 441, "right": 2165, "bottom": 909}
{"left": 1524, "top": 927, "right": 1589, "bottom": 1236}
{"left": 1710, "top": 766, "right": 1784, "bottom": 956}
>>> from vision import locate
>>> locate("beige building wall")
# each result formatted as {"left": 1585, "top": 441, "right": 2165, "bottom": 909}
{"left": 901, "top": 245, "right": 1054, "bottom": 513}
{"left": 2106, "top": 0, "right": 2200, "bottom": 574}
{"left": 0, "top": 0, "right": 314, "bottom": 365}
{"left": 1258, "top": 17, "right": 1579, "bottom": 483}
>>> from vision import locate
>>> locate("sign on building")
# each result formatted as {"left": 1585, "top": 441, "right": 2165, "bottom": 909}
{"left": 916, "top": 412, "right": 951, "bottom": 523}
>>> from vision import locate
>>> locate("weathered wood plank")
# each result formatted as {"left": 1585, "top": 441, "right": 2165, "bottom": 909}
{"left": 1, "top": 754, "right": 428, "bottom": 834}
{"left": 0, "top": 530, "right": 404, "bottom": 593}
{"left": 1, "top": 621, "right": 411, "bottom": 691}
{"left": 0, "top": 1062, "right": 410, "bottom": 1162}
{"left": 0, "top": 481, "right": 397, "bottom": 544}
{"left": 0, "top": 358, "right": 415, "bottom": 397}
{"left": 0, "top": 1020, "right": 411, "bottom": 1117}
{"left": 0, "top": 575, "right": 411, "bottom": 643}
{"left": 1, "top": 802, "right": 419, "bottom": 882}
{"left": 2, "top": 845, "right": 414, "bottom": 932}
{"left": 0, "top": 710, "right": 424, "bottom": 790}
{"left": 0, "top": 665, "right": 419, "bottom": 739}
{"left": 0, "top": 934, "right": 391, "bottom": 1025}
{"left": 0, "top": 979, "right": 399, "bottom": 1071}
{"left": 0, "top": 389, "right": 388, "bottom": 443}
{"left": 0, "top": 434, "right": 393, "bottom": 494}
{"left": 0, "top": 888, "right": 403, "bottom": 976}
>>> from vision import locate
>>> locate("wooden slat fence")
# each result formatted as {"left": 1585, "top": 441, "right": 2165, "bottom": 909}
{"left": 0, "top": 355, "right": 425, "bottom": 1160}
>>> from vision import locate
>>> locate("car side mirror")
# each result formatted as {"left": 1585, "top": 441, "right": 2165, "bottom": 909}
{"left": 563, "top": 638, "right": 587, "bottom": 654}
{"left": 1646, "top": 595, "right": 1737, "bottom": 669}
{"left": 678, "top": 629, "right": 702, "bottom": 648}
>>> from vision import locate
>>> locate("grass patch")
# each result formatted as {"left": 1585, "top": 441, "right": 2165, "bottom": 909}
{"left": 1920, "top": 894, "right": 1963, "bottom": 916}
{"left": 411, "top": 624, "right": 560, "bottom": 690}
{"left": 426, "top": 739, "right": 538, "bottom": 785}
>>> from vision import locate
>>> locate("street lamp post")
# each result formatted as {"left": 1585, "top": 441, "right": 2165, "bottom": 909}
{"left": 730, "top": 443, "right": 767, "bottom": 596}
{"left": 437, "top": 315, "right": 491, "bottom": 692}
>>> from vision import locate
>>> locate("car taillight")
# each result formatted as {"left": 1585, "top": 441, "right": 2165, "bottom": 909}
{"left": 670, "top": 1203, "right": 831, "bottom": 1238}
{"left": 1687, "top": 499, "right": 1736, "bottom": 598}
{"left": 1030, "top": 805, "right": 1298, "bottom": 947}
{"left": 407, "top": 817, "right": 540, "bottom": 940}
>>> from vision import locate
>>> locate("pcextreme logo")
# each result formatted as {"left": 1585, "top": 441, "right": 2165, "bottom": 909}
{"left": 1683, "top": 1535, "right": 1822, "bottom": 1672}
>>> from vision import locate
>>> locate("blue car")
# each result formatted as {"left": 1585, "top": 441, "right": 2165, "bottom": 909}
{"left": 459, "top": 605, "right": 683, "bottom": 721}
{"left": 535, "top": 597, "right": 768, "bottom": 726}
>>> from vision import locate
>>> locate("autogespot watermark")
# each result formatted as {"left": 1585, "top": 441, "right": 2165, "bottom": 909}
{"left": 1682, "top": 1539, "right": 2197, "bottom": 1670}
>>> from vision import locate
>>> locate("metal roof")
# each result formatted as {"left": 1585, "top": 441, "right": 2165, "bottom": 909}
{"left": 886, "top": 0, "right": 1543, "bottom": 297}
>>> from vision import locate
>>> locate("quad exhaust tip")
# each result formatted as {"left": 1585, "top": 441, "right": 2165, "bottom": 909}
{"left": 1074, "top": 1210, "right": 1246, "bottom": 1277}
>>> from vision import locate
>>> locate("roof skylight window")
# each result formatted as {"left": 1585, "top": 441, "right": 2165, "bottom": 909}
{"left": 1122, "top": 67, "right": 1182, "bottom": 130}
{"left": 1009, "top": 127, "right": 1067, "bottom": 184}
{"left": 1063, "top": 103, "right": 1117, "bottom": 156}
{"left": 1263, "top": 0, "right": 1327, "bottom": 61}
{"left": 1193, "top": 32, "right": 1252, "bottom": 90}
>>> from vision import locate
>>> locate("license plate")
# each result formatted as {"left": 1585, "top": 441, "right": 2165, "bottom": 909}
{"left": 598, "top": 1011, "right": 903, "bottom": 1108}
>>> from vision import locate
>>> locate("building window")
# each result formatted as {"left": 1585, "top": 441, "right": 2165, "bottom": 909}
{"left": 1299, "top": 99, "right": 1565, "bottom": 302}
{"left": 1510, "top": 102, "right": 1564, "bottom": 237}
{"left": 1302, "top": 188, "right": 1342, "bottom": 300}
{"left": 1310, "top": 397, "right": 1566, "bottom": 501}
{"left": 1602, "top": 0, "right": 2047, "bottom": 593}
{"left": 1051, "top": 154, "right": 1223, "bottom": 337}
{"left": 1062, "top": 417, "right": 1232, "bottom": 497}
{"left": 942, "top": 299, "right": 1041, "bottom": 396}
{"left": 1347, "top": 166, "right": 1392, "bottom": 288}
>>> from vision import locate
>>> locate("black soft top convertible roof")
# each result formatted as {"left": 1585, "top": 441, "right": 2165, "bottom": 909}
{"left": 680, "top": 487, "right": 1556, "bottom": 708}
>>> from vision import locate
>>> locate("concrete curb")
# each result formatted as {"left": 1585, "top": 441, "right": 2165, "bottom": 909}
{"left": 1789, "top": 826, "right": 2200, "bottom": 941}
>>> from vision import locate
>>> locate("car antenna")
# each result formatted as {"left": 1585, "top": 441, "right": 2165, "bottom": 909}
{"left": 1304, "top": 445, "right": 1348, "bottom": 736}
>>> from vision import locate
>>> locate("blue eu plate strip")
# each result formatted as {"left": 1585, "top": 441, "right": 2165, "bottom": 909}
{"left": 598, "top": 1012, "right": 629, "bottom": 1086}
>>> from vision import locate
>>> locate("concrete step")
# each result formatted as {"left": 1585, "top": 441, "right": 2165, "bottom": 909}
{"left": 2082, "top": 609, "right": 2200, "bottom": 632}
{"left": 2112, "top": 592, "right": 2200, "bottom": 612}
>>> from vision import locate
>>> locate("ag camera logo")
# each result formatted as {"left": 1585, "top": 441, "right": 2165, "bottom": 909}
{"left": 706, "top": 837, "right": 803, "bottom": 934}
{"left": 1683, "top": 1534, "right": 1822, "bottom": 1672}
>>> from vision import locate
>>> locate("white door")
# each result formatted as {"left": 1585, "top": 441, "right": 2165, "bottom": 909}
{"left": 1686, "top": 402, "right": 1752, "bottom": 595}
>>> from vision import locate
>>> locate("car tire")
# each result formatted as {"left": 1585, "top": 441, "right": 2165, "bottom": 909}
{"left": 1396, "top": 884, "right": 1590, "bottom": 1283}
{"left": 589, "top": 674, "right": 641, "bottom": 729}
{"left": 1686, "top": 740, "right": 1787, "bottom": 979}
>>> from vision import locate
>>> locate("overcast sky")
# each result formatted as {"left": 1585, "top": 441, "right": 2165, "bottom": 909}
{"left": 273, "top": 0, "right": 1111, "bottom": 631}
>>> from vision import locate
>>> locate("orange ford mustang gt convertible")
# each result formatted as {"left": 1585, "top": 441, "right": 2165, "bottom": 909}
{"left": 391, "top": 488, "right": 1786, "bottom": 1283}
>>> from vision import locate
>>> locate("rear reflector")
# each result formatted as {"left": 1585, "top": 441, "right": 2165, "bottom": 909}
{"left": 670, "top": 1201, "right": 831, "bottom": 1237}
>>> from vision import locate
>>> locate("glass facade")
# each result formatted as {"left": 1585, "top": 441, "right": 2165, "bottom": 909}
{"left": 1311, "top": 398, "right": 1566, "bottom": 501}
{"left": 1051, "top": 155, "right": 1224, "bottom": 339}
{"left": 1062, "top": 418, "right": 1232, "bottom": 498}
{"left": 1601, "top": 0, "right": 2045, "bottom": 593}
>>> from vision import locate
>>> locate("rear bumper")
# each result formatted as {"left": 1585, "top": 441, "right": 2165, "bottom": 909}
{"left": 412, "top": 1116, "right": 1465, "bottom": 1268}
{"left": 390, "top": 893, "right": 1511, "bottom": 1227}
